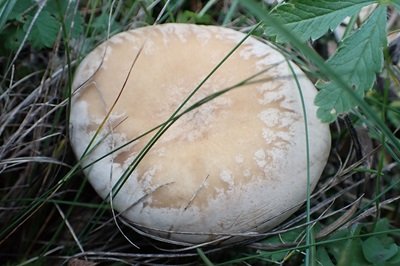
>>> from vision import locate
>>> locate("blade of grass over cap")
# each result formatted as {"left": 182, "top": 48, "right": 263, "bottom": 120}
{"left": 239, "top": 0, "right": 400, "bottom": 153}
{"left": 109, "top": 23, "right": 262, "bottom": 199}
{"left": 239, "top": 0, "right": 400, "bottom": 265}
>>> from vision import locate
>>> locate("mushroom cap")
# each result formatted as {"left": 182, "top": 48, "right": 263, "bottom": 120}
{"left": 69, "top": 23, "right": 331, "bottom": 244}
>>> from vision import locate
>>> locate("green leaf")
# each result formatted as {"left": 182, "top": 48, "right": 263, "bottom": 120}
{"left": 240, "top": 0, "right": 400, "bottom": 152}
{"left": 319, "top": 225, "right": 369, "bottom": 266}
{"left": 336, "top": 227, "right": 366, "bottom": 266}
{"left": 391, "top": 0, "right": 400, "bottom": 11}
{"left": 387, "top": 250, "right": 400, "bottom": 265}
{"left": 25, "top": 11, "right": 59, "bottom": 49}
{"left": 90, "top": 13, "right": 121, "bottom": 33}
{"left": 265, "top": 0, "right": 375, "bottom": 42}
{"left": 44, "top": 0, "right": 68, "bottom": 15}
{"left": 315, "top": 5, "right": 387, "bottom": 122}
{"left": 0, "top": 0, "right": 17, "bottom": 30}
{"left": 176, "top": 10, "right": 213, "bottom": 24}
{"left": 44, "top": 0, "right": 83, "bottom": 39}
{"left": 362, "top": 236, "right": 398, "bottom": 264}
{"left": 7, "top": 0, "right": 33, "bottom": 21}
{"left": 316, "top": 247, "right": 335, "bottom": 266}
{"left": 259, "top": 228, "right": 304, "bottom": 262}
{"left": 2, "top": 26, "right": 25, "bottom": 51}
{"left": 374, "top": 218, "right": 391, "bottom": 233}
{"left": 64, "top": 11, "right": 84, "bottom": 39}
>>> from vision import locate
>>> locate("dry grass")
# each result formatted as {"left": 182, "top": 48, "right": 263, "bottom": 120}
{"left": 1, "top": 1, "right": 400, "bottom": 265}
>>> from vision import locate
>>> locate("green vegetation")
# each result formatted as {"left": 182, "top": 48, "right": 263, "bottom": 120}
{"left": 1, "top": 0, "right": 400, "bottom": 265}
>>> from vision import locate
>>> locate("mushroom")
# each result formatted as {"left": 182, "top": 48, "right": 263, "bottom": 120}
{"left": 69, "top": 24, "right": 331, "bottom": 244}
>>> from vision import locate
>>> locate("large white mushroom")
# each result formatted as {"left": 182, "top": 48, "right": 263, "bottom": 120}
{"left": 69, "top": 23, "right": 331, "bottom": 244}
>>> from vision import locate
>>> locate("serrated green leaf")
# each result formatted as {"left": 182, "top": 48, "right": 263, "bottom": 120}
{"left": 25, "top": 11, "right": 59, "bottom": 49}
{"left": 265, "top": 0, "right": 375, "bottom": 42}
{"left": 315, "top": 5, "right": 387, "bottom": 122}
{"left": 362, "top": 236, "right": 398, "bottom": 264}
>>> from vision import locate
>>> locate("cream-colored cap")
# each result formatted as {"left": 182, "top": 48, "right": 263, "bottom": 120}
{"left": 69, "top": 23, "right": 331, "bottom": 244}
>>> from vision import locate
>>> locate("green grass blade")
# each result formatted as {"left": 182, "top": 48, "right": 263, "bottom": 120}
{"left": 0, "top": 0, "right": 17, "bottom": 31}
{"left": 239, "top": 0, "right": 400, "bottom": 155}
